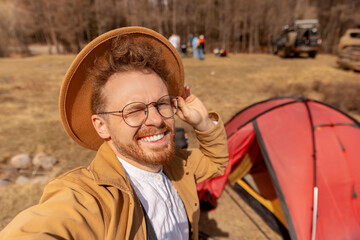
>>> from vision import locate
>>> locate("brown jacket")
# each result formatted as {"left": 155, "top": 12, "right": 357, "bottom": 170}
{"left": 0, "top": 114, "right": 228, "bottom": 240}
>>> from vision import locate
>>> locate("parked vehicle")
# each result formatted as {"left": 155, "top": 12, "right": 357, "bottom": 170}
{"left": 273, "top": 19, "right": 321, "bottom": 58}
{"left": 337, "top": 28, "right": 360, "bottom": 71}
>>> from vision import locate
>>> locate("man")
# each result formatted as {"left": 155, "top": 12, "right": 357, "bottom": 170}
{"left": 198, "top": 35, "right": 205, "bottom": 60}
{"left": 168, "top": 33, "right": 180, "bottom": 51}
{"left": 0, "top": 27, "right": 228, "bottom": 239}
{"left": 192, "top": 35, "right": 199, "bottom": 59}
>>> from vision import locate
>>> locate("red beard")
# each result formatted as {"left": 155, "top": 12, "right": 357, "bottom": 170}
{"left": 112, "top": 122, "right": 175, "bottom": 168}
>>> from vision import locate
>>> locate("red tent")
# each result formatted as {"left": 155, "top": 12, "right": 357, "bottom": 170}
{"left": 197, "top": 97, "right": 360, "bottom": 240}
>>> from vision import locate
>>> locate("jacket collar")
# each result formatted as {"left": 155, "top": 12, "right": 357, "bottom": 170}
{"left": 88, "top": 142, "right": 133, "bottom": 195}
{"left": 88, "top": 142, "right": 187, "bottom": 196}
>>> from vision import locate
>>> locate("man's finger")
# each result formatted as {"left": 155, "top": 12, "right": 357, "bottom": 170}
{"left": 177, "top": 97, "right": 191, "bottom": 118}
{"left": 181, "top": 86, "right": 191, "bottom": 99}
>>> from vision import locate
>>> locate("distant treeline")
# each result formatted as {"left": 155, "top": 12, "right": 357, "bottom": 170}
{"left": 0, "top": 0, "right": 359, "bottom": 57}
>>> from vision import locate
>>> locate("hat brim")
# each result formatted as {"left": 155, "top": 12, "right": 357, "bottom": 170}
{"left": 59, "top": 27, "right": 184, "bottom": 150}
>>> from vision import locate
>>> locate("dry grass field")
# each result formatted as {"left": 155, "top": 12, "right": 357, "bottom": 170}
{"left": 0, "top": 52, "right": 359, "bottom": 239}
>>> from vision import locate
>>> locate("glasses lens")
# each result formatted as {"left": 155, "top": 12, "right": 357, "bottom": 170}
{"left": 122, "top": 102, "right": 147, "bottom": 126}
{"left": 157, "top": 95, "right": 178, "bottom": 118}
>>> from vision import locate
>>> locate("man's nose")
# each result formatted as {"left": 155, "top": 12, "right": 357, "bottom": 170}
{"left": 144, "top": 105, "right": 164, "bottom": 126}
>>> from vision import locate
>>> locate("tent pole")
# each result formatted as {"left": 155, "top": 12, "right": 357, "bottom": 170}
{"left": 304, "top": 100, "right": 318, "bottom": 240}
{"left": 311, "top": 186, "right": 318, "bottom": 240}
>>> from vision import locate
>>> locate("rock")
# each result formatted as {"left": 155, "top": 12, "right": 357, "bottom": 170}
{"left": 15, "top": 175, "right": 30, "bottom": 184}
{"left": 32, "top": 152, "right": 47, "bottom": 168}
{"left": 33, "top": 153, "right": 57, "bottom": 170}
{"left": 10, "top": 153, "right": 31, "bottom": 168}
{"left": 2, "top": 167, "right": 19, "bottom": 181}
{"left": 41, "top": 156, "right": 57, "bottom": 170}
{"left": 0, "top": 178, "right": 11, "bottom": 187}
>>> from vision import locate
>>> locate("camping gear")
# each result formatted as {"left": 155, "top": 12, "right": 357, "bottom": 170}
{"left": 175, "top": 127, "right": 188, "bottom": 149}
{"left": 197, "top": 97, "right": 360, "bottom": 240}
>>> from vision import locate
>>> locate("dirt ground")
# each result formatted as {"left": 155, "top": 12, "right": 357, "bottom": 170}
{"left": 0, "top": 52, "right": 359, "bottom": 238}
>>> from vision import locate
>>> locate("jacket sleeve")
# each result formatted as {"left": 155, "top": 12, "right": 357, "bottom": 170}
{"left": 187, "top": 112, "right": 229, "bottom": 183}
{"left": 0, "top": 177, "right": 106, "bottom": 240}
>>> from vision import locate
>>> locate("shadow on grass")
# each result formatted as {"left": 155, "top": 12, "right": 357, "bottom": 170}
{"left": 199, "top": 210, "right": 229, "bottom": 239}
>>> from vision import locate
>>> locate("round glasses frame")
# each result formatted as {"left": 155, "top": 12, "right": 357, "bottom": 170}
{"left": 97, "top": 95, "right": 178, "bottom": 127}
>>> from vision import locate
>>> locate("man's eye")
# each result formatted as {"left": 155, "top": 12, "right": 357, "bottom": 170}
{"left": 158, "top": 102, "right": 170, "bottom": 106}
{"left": 124, "top": 109, "right": 144, "bottom": 116}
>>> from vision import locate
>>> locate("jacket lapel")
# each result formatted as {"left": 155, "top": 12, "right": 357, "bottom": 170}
{"left": 88, "top": 142, "right": 147, "bottom": 239}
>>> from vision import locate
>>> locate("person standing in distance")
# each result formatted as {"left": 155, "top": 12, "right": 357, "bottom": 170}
{"left": 198, "top": 35, "right": 206, "bottom": 60}
{"left": 168, "top": 33, "right": 181, "bottom": 52}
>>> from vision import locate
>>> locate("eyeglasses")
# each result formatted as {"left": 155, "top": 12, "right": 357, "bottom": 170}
{"left": 97, "top": 95, "right": 178, "bottom": 127}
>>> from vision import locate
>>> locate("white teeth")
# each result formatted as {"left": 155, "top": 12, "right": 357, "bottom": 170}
{"left": 141, "top": 133, "right": 164, "bottom": 142}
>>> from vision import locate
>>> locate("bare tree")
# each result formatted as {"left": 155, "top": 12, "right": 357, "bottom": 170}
{"left": 0, "top": 0, "right": 34, "bottom": 56}
{"left": 0, "top": 1, "right": 13, "bottom": 57}
{"left": 1, "top": 0, "right": 358, "bottom": 57}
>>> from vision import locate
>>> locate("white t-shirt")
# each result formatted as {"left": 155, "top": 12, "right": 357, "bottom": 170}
{"left": 169, "top": 35, "right": 180, "bottom": 50}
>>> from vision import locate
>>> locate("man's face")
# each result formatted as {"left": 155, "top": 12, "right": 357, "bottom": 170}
{"left": 97, "top": 70, "right": 176, "bottom": 169}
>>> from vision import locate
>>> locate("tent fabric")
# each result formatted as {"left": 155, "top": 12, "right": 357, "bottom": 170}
{"left": 197, "top": 97, "right": 360, "bottom": 240}
{"left": 233, "top": 180, "right": 290, "bottom": 239}
{"left": 196, "top": 122, "right": 255, "bottom": 209}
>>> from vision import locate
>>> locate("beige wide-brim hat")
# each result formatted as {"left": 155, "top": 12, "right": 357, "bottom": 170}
{"left": 59, "top": 26, "right": 184, "bottom": 151}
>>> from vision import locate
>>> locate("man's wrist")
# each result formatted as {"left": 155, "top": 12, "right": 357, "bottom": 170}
{"left": 194, "top": 117, "right": 215, "bottom": 132}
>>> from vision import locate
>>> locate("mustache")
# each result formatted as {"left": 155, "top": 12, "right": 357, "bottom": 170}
{"left": 135, "top": 122, "right": 174, "bottom": 139}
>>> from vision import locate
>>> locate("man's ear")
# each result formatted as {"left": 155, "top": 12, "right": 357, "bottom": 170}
{"left": 91, "top": 115, "right": 111, "bottom": 140}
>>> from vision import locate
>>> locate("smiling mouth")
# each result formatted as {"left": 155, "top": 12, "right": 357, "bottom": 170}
{"left": 139, "top": 132, "right": 165, "bottom": 142}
